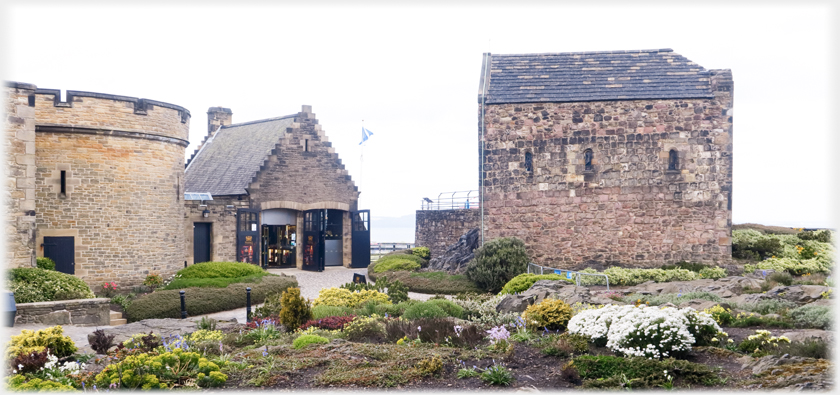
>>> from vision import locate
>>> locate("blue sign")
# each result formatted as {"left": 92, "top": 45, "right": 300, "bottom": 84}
{"left": 554, "top": 269, "right": 562, "bottom": 275}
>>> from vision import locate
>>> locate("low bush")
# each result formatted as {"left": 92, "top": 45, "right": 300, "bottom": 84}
{"left": 745, "top": 257, "right": 832, "bottom": 276}
{"left": 789, "top": 305, "right": 832, "bottom": 329}
{"left": 9, "top": 348, "right": 49, "bottom": 374}
{"left": 176, "top": 261, "right": 266, "bottom": 279}
{"left": 415, "top": 355, "right": 443, "bottom": 376}
{"left": 797, "top": 229, "right": 832, "bottom": 244}
{"left": 500, "top": 273, "right": 573, "bottom": 295}
{"left": 480, "top": 362, "right": 514, "bottom": 386}
{"left": 6, "top": 375, "right": 76, "bottom": 392}
{"left": 279, "top": 287, "right": 312, "bottom": 331}
{"left": 163, "top": 273, "right": 270, "bottom": 290}
{"left": 122, "top": 332, "right": 162, "bottom": 352}
{"left": 312, "top": 287, "right": 391, "bottom": 309}
{"left": 372, "top": 254, "right": 425, "bottom": 273}
{"left": 702, "top": 305, "right": 734, "bottom": 326}
{"left": 698, "top": 266, "right": 727, "bottom": 279}
{"left": 343, "top": 315, "right": 386, "bottom": 342}
{"left": 737, "top": 329, "right": 790, "bottom": 355}
{"left": 293, "top": 334, "right": 329, "bottom": 349}
{"left": 623, "top": 291, "right": 723, "bottom": 306}
{"left": 125, "top": 275, "right": 297, "bottom": 322}
{"left": 311, "top": 305, "right": 355, "bottom": 320}
{"left": 578, "top": 266, "right": 707, "bottom": 286}
{"left": 425, "top": 299, "right": 463, "bottom": 319}
{"left": 771, "top": 339, "right": 830, "bottom": 359}
{"left": 466, "top": 237, "right": 529, "bottom": 293}
{"left": 89, "top": 329, "right": 116, "bottom": 354}
{"left": 402, "top": 302, "right": 448, "bottom": 320}
{"left": 452, "top": 293, "right": 520, "bottom": 329}
{"left": 385, "top": 317, "right": 483, "bottom": 347}
{"left": 355, "top": 300, "right": 418, "bottom": 318}
{"left": 735, "top": 299, "right": 797, "bottom": 315}
{"left": 7, "top": 268, "right": 95, "bottom": 303}
{"left": 368, "top": 269, "right": 483, "bottom": 294}
{"left": 729, "top": 312, "right": 793, "bottom": 328}
{"left": 660, "top": 261, "right": 710, "bottom": 273}
{"left": 573, "top": 355, "right": 719, "bottom": 389}
{"left": 340, "top": 275, "right": 409, "bottom": 304}
{"left": 300, "top": 315, "right": 356, "bottom": 331}
{"left": 411, "top": 247, "right": 431, "bottom": 260}
{"left": 35, "top": 257, "right": 55, "bottom": 271}
{"left": 253, "top": 291, "right": 283, "bottom": 319}
{"left": 522, "top": 298, "right": 573, "bottom": 331}
{"left": 767, "top": 271, "right": 793, "bottom": 286}
{"left": 5, "top": 326, "right": 77, "bottom": 359}
{"left": 93, "top": 348, "right": 226, "bottom": 389}
{"left": 732, "top": 229, "right": 784, "bottom": 260}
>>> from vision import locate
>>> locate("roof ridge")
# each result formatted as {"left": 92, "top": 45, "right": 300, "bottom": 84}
{"left": 492, "top": 49, "right": 673, "bottom": 57}
{"left": 221, "top": 114, "right": 296, "bottom": 129}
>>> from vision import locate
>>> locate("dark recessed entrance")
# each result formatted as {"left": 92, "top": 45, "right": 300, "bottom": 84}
{"left": 193, "top": 223, "right": 212, "bottom": 264}
{"left": 262, "top": 225, "right": 296, "bottom": 268}
{"left": 43, "top": 236, "right": 74, "bottom": 275}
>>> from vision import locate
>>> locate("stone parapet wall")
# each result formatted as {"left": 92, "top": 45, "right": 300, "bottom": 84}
{"left": 480, "top": 72, "right": 733, "bottom": 269}
{"left": 15, "top": 298, "right": 110, "bottom": 326}
{"left": 415, "top": 209, "right": 481, "bottom": 259}
{"left": 4, "top": 82, "right": 38, "bottom": 268}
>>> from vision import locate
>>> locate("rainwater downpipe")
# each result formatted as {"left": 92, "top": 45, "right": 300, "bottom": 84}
{"left": 479, "top": 52, "right": 490, "bottom": 247}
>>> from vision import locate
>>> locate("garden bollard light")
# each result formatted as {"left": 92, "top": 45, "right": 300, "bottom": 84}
{"left": 246, "top": 287, "right": 252, "bottom": 323}
{"left": 180, "top": 290, "right": 187, "bottom": 319}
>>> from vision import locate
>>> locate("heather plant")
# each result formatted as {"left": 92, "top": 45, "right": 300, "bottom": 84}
{"left": 311, "top": 305, "right": 355, "bottom": 320}
{"left": 466, "top": 237, "right": 529, "bottom": 293}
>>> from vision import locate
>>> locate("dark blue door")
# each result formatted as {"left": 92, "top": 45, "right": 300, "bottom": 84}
{"left": 351, "top": 210, "right": 371, "bottom": 268}
{"left": 194, "top": 223, "right": 212, "bottom": 264}
{"left": 43, "top": 237, "right": 74, "bottom": 275}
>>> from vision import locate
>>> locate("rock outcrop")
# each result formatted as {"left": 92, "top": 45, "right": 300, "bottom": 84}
{"left": 427, "top": 228, "right": 480, "bottom": 274}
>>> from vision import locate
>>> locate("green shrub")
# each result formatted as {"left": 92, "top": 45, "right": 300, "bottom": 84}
{"left": 698, "top": 266, "right": 727, "bottom": 279}
{"left": 5, "top": 325, "right": 77, "bottom": 359}
{"left": 771, "top": 339, "right": 830, "bottom": 359}
{"left": 623, "top": 291, "right": 723, "bottom": 306}
{"left": 143, "top": 273, "right": 164, "bottom": 291}
{"left": 93, "top": 348, "right": 226, "bottom": 389}
{"left": 574, "top": 355, "right": 719, "bottom": 388}
{"left": 312, "top": 287, "right": 391, "bottom": 308}
{"left": 522, "top": 298, "right": 573, "bottom": 331}
{"left": 500, "top": 273, "right": 573, "bottom": 295}
{"left": 372, "top": 254, "right": 425, "bottom": 273}
{"left": 293, "top": 334, "right": 329, "bottom": 349}
{"left": 35, "top": 257, "right": 56, "bottom": 271}
{"left": 737, "top": 329, "right": 791, "bottom": 355}
{"left": 735, "top": 299, "right": 797, "bottom": 315}
{"left": 342, "top": 315, "right": 386, "bottom": 342}
{"left": 767, "top": 271, "right": 793, "bottom": 286}
{"left": 7, "top": 268, "right": 95, "bottom": 303}
{"left": 125, "top": 275, "right": 297, "bottom": 322}
{"left": 253, "top": 290, "right": 283, "bottom": 319}
{"left": 402, "top": 302, "right": 448, "bottom": 320}
{"left": 732, "top": 229, "right": 784, "bottom": 260}
{"left": 163, "top": 273, "right": 270, "bottom": 290}
{"left": 415, "top": 355, "right": 443, "bottom": 376}
{"left": 312, "top": 305, "right": 355, "bottom": 320}
{"left": 279, "top": 287, "right": 312, "bottom": 331}
{"left": 368, "top": 270, "right": 482, "bottom": 294}
{"left": 340, "top": 275, "right": 409, "bottom": 304}
{"left": 798, "top": 230, "right": 832, "bottom": 244}
{"left": 466, "top": 237, "right": 529, "bottom": 293}
{"left": 425, "top": 299, "right": 463, "bottom": 319}
{"left": 6, "top": 375, "right": 75, "bottom": 392}
{"left": 411, "top": 247, "right": 431, "bottom": 260}
{"left": 789, "top": 305, "right": 832, "bottom": 329}
{"left": 177, "top": 261, "right": 266, "bottom": 278}
{"left": 481, "top": 363, "right": 514, "bottom": 386}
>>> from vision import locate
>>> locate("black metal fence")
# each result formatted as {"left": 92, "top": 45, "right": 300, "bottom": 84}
{"left": 420, "top": 190, "right": 479, "bottom": 210}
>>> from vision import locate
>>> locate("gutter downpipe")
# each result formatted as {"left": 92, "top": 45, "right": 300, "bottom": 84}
{"left": 478, "top": 52, "right": 491, "bottom": 247}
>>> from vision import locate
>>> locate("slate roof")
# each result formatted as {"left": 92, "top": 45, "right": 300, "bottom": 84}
{"left": 185, "top": 115, "right": 295, "bottom": 196}
{"left": 483, "top": 49, "right": 715, "bottom": 104}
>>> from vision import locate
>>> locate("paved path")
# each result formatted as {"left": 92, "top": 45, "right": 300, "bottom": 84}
{"left": 5, "top": 267, "right": 434, "bottom": 352}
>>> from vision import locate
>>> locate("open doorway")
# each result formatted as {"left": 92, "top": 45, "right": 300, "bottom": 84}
{"left": 262, "top": 224, "right": 296, "bottom": 268}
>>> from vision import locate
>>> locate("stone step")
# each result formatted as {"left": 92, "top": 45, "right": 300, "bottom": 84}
{"left": 110, "top": 311, "right": 126, "bottom": 326}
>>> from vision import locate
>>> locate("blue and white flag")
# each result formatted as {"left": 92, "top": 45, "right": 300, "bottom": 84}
{"left": 359, "top": 127, "right": 374, "bottom": 145}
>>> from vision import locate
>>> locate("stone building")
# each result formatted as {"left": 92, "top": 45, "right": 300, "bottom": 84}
{"left": 474, "top": 49, "right": 734, "bottom": 269}
{"left": 4, "top": 81, "right": 190, "bottom": 286}
{"left": 184, "top": 105, "right": 369, "bottom": 271}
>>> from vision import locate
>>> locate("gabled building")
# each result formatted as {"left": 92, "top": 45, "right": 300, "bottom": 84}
{"left": 184, "top": 105, "right": 369, "bottom": 271}
{"left": 477, "top": 49, "right": 734, "bottom": 269}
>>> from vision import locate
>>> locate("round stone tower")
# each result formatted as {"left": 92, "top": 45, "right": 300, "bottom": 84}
{"left": 31, "top": 87, "right": 191, "bottom": 287}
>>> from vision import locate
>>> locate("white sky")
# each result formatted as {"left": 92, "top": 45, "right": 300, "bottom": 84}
{"left": 3, "top": 3, "right": 838, "bottom": 242}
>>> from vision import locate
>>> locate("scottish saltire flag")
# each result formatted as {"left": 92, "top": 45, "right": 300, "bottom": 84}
{"left": 359, "top": 127, "right": 374, "bottom": 145}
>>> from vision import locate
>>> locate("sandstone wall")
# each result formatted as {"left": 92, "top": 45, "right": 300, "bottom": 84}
{"left": 15, "top": 298, "right": 111, "bottom": 326}
{"left": 415, "top": 209, "right": 481, "bottom": 259}
{"left": 480, "top": 71, "right": 733, "bottom": 269}
{"left": 4, "top": 82, "right": 38, "bottom": 268}
{"left": 33, "top": 89, "right": 190, "bottom": 287}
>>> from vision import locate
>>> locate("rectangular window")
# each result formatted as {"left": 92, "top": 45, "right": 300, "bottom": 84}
{"left": 60, "top": 171, "right": 66, "bottom": 197}
{"left": 304, "top": 139, "right": 309, "bottom": 152}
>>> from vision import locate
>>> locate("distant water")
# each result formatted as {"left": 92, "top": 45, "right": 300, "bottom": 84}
{"left": 371, "top": 227, "right": 415, "bottom": 244}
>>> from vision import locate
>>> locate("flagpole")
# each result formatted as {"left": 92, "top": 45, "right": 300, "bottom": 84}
{"left": 360, "top": 120, "right": 364, "bottom": 207}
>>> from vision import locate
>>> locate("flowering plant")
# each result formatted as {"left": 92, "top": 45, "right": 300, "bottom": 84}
{"left": 143, "top": 273, "right": 164, "bottom": 291}
{"left": 101, "top": 282, "right": 117, "bottom": 298}
{"left": 485, "top": 325, "right": 511, "bottom": 352}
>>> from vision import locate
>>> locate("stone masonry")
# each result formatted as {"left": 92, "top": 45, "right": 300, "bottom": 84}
{"left": 14, "top": 298, "right": 111, "bottom": 326}
{"left": 184, "top": 196, "right": 247, "bottom": 264}
{"left": 479, "top": 59, "right": 733, "bottom": 269}
{"left": 10, "top": 84, "right": 193, "bottom": 288}
{"left": 415, "top": 209, "right": 480, "bottom": 259}
{"left": 4, "top": 82, "right": 38, "bottom": 268}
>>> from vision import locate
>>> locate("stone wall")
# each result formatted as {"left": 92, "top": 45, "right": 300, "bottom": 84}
{"left": 480, "top": 71, "right": 733, "bottom": 269}
{"left": 15, "top": 298, "right": 111, "bottom": 326}
{"left": 32, "top": 88, "right": 190, "bottom": 287}
{"left": 184, "top": 197, "right": 246, "bottom": 264}
{"left": 415, "top": 209, "right": 481, "bottom": 260}
{"left": 4, "top": 82, "right": 37, "bottom": 268}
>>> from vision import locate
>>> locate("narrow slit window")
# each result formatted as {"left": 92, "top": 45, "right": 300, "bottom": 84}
{"left": 524, "top": 152, "right": 533, "bottom": 172}
{"left": 584, "top": 149, "right": 594, "bottom": 171}
{"left": 668, "top": 149, "right": 678, "bottom": 171}
{"left": 304, "top": 139, "right": 309, "bottom": 152}
{"left": 60, "top": 171, "right": 66, "bottom": 197}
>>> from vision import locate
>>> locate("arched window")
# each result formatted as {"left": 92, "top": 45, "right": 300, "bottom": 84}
{"left": 584, "top": 149, "right": 594, "bottom": 171}
{"left": 524, "top": 152, "right": 533, "bottom": 172}
{"left": 668, "top": 149, "right": 678, "bottom": 171}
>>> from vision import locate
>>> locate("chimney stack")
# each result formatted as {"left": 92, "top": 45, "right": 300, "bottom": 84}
{"left": 207, "top": 107, "right": 232, "bottom": 134}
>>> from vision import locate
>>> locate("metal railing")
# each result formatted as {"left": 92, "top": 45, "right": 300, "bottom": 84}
{"left": 527, "top": 262, "right": 610, "bottom": 291}
{"left": 370, "top": 242, "right": 415, "bottom": 262}
{"left": 420, "top": 190, "right": 479, "bottom": 210}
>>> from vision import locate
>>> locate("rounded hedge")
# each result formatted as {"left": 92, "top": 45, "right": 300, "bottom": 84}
{"left": 125, "top": 275, "right": 297, "bottom": 322}
{"left": 372, "top": 254, "right": 425, "bottom": 273}
{"left": 293, "top": 334, "right": 329, "bottom": 349}
{"left": 175, "top": 261, "right": 265, "bottom": 279}
{"left": 466, "top": 237, "right": 529, "bottom": 293}
{"left": 7, "top": 268, "right": 95, "bottom": 303}
{"left": 425, "top": 299, "right": 463, "bottom": 319}
{"left": 500, "top": 273, "right": 573, "bottom": 295}
{"left": 402, "top": 302, "right": 448, "bottom": 320}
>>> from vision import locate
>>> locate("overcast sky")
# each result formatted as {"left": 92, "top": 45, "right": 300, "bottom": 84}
{"left": 3, "top": 3, "right": 837, "bottom": 242}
